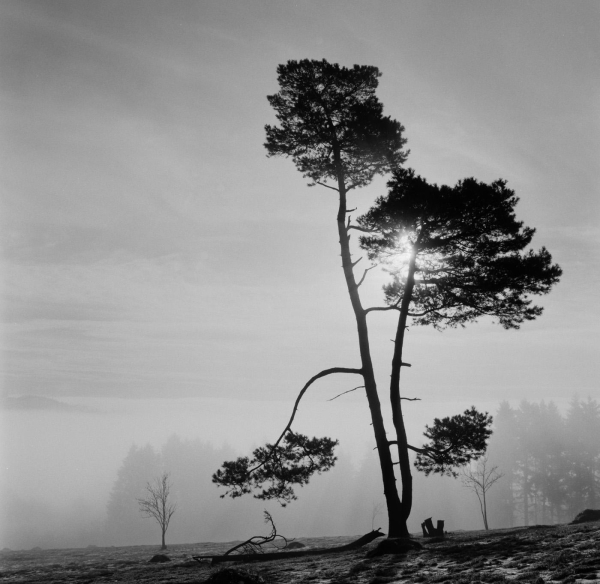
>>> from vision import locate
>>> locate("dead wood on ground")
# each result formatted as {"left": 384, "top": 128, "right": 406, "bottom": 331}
{"left": 193, "top": 528, "right": 385, "bottom": 564}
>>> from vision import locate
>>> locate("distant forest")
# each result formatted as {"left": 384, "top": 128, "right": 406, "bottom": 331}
{"left": 487, "top": 397, "right": 599, "bottom": 528}
{"left": 104, "top": 398, "right": 599, "bottom": 545}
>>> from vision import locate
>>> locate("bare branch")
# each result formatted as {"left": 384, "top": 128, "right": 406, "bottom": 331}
{"left": 315, "top": 181, "right": 339, "bottom": 192}
{"left": 351, "top": 257, "right": 362, "bottom": 268}
{"left": 347, "top": 224, "right": 377, "bottom": 233}
{"left": 404, "top": 442, "right": 455, "bottom": 457}
{"left": 364, "top": 305, "right": 400, "bottom": 314}
{"left": 400, "top": 396, "right": 420, "bottom": 401}
{"left": 365, "top": 297, "right": 401, "bottom": 315}
{"left": 356, "top": 265, "right": 376, "bottom": 288}
{"left": 328, "top": 385, "right": 365, "bottom": 401}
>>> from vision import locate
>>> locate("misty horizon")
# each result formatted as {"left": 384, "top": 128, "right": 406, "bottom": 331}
{"left": 2, "top": 394, "right": 595, "bottom": 550}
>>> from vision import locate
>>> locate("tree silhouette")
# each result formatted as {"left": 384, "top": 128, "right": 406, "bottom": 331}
{"left": 213, "top": 59, "right": 561, "bottom": 539}
{"left": 106, "top": 444, "right": 161, "bottom": 545}
{"left": 137, "top": 472, "right": 177, "bottom": 550}
{"left": 461, "top": 455, "right": 503, "bottom": 530}
{"left": 564, "top": 397, "right": 600, "bottom": 514}
{"left": 214, "top": 58, "right": 411, "bottom": 537}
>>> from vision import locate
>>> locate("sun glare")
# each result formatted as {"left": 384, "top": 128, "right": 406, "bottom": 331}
{"left": 384, "top": 233, "right": 416, "bottom": 278}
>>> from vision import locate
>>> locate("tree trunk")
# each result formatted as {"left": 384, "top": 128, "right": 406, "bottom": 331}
{"left": 387, "top": 245, "right": 419, "bottom": 535}
{"left": 161, "top": 529, "right": 166, "bottom": 550}
{"left": 334, "top": 159, "right": 407, "bottom": 538}
{"left": 483, "top": 489, "right": 489, "bottom": 530}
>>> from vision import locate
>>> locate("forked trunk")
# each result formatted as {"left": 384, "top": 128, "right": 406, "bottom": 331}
{"left": 335, "top": 165, "right": 409, "bottom": 539}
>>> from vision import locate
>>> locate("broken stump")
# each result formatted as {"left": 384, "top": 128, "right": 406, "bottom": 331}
{"left": 421, "top": 517, "right": 445, "bottom": 537}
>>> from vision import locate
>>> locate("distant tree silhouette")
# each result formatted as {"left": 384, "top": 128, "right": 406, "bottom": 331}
{"left": 137, "top": 472, "right": 177, "bottom": 550}
{"left": 485, "top": 402, "right": 519, "bottom": 528}
{"left": 106, "top": 444, "right": 161, "bottom": 545}
{"left": 107, "top": 438, "right": 260, "bottom": 545}
{"left": 213, "top": 59, "right": 561, "bottom": 539}
{"left": 487, "top": 397, "right": 599, "bottom": 526}
{"left": 564, "top": 397, "right": 600, "bottom": 514}
{"left": 461, "top": 455, "right": 503, "bottom": 530}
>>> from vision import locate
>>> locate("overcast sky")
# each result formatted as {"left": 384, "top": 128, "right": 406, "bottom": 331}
{"left": 2, "top": 1, "right": 599, "bottom": 406}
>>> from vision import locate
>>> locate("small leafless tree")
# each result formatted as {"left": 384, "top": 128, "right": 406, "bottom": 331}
{"left": 461, "top": 455, "right": 503, "bottom": 530}
{"left": 137, "top": 472, "right": 177, "bottom": 550}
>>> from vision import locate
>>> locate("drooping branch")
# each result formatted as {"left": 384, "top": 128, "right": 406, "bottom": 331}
{"left": 259, "top": 366, "right": 363, "bottom": 467}
{"left": 212, "top": 367, "right": 363, "bottom": 504}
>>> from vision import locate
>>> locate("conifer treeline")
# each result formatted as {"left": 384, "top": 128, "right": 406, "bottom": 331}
{"left": 487, "top": 397, "right": 600, "bottom": 528}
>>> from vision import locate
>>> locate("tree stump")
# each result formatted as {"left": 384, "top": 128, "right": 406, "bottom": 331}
{"left": 421, "top": 518, "right": 445, "bottom": 537}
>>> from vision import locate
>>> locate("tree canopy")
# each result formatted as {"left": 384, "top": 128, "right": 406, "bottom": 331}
{"left": 265, "top": 59, "right": 407, "bottom": 190}
{"left": 358, "top": 168, "right": 562, "bottom": 329}
{"left": 212, "top": 432, "right": 338, "bottom": 506}
{"left": 413, "top": 407, "right": 493, "bottom": 477}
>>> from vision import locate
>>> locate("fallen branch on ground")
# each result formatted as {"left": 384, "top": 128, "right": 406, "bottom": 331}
{"left": 223, "top": 511, "right": 288, "bottom": 556}
{"left": 193, "top": 528, "right": 385, "bottom": 564}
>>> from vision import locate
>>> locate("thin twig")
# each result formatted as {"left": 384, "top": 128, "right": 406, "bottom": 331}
{"left": 328, "top": 385, "right": 365, "bottom": 401}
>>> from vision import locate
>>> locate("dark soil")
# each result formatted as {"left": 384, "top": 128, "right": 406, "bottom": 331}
{"left": 1, "top": 522, "right": 598, "bottom": 583}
